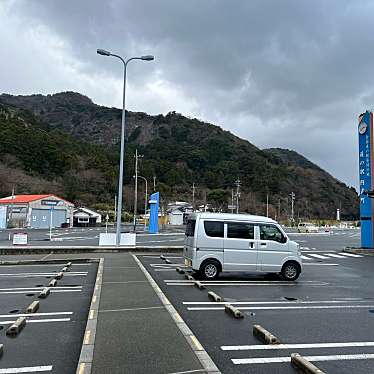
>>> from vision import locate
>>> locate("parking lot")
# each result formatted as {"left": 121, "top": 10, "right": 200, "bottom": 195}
{"left": 0, "top": 259, "right": 98, "bottom": 373}
{"left": 138, "top": 232, "right": 374, "bottom": 374}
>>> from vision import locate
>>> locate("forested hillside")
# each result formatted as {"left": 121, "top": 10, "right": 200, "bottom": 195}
{"left": 0, "top": 92, "right": 359, "bottom": 219}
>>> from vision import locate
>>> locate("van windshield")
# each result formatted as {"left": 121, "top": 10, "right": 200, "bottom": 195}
{"left": 185, "top": 219, "right": 196, "bottom": 237}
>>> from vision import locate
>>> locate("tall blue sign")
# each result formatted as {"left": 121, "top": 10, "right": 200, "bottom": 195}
{"left": 149, "top": 192, "right": 159, "bottom": 234}
{"left": 358, "top": 111, "right": 374, "bottom": 248}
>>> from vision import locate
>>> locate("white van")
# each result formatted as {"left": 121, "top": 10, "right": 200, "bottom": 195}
{"left": 184, "top": 213, "right": 302, "bottom": 281}
{"left": 297, "top": 222, "right": 319, "bottom": 233}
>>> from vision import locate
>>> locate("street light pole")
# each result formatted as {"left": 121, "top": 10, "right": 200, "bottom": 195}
{"left": 97, "top": 49, "right": 154, "bottom": 245}
{"left": 290, "top": 192, "right": 295, "bottom": 225}
{"left": 235, "top": 178, "right": 241, "bottom": 214}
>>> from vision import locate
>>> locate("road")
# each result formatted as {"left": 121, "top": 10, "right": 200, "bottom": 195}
{"left": 0, "top": 226, "right": 361, "bottom": 250}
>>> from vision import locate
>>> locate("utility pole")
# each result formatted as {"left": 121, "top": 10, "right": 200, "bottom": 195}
{"left": 266, "top": 194, "right": 269, "bottom": 218}
{"left": 290, "top": 192, "right": 295, "bottom": 225}
{"left": 8, "top": 186, "right": 15, "bottom": 228}
{"left": 153, "top": 176, "right": 156, "bottom": 192}
{"left": 278, "top": 198, "right": 281, "bottom": 221}
{"left": 114, "top": 195, "right": 117, "bottom": 226}
{"left": 235, "top": 178, "right": 241, "bottom": 214}
{"left": 192, "top": 183, "right": 196, "bottom": 211}
{"left": 133, "top": 149, "right": 143, "bottom": 231}
{"left": 231, "top": 189, "right": 234, "bottom": 213}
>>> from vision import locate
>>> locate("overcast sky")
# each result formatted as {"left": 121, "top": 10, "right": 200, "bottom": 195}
{"left": 1, "top": 0, "right": 373, "bottom": 189}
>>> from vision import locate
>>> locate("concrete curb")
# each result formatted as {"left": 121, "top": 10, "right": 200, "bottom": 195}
{"left": 0, "top": 246, "right": 183, "bottom": 255}
{"left": 208, "top": 291, "right": 223, "bottom": 302}
{"left": 76, "top": 258, "right": 104, "bottom": 374}
{"left": 253, "top": 324, "right": 280, "bottom": 344}
{"left": 344, "top": 246, "right": 373, "bottom": 255}
{"left": 38, "top": 287, "right": 50, "bottom": 299}
{"left": 6, "top": 317, "right": 26, "bottom": 336}
{"left": 291, "top": 353, "right": 325, "bottom": 373}
{"left": 176, "top": 267, "right": 185, "bottom": 274}
{"left": 26, "top": 301, "right": 40, "bottom": 314}
{"left": 48, "top": 279, "right": 57, "bottom": 287}
{"left": 224, "top": 304, "right": 244, "bottom": 319}
{"left": 55, "top": 272, "right": 64, "bottom": 280}
{"left": 194, "top": 281, "right": 205, "bottom": 290}
{"left": 132, "top": 254, "right": 221, "bottom": 374}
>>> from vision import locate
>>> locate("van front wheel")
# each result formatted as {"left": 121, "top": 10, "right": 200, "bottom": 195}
{"left": 200, "top": 260, "right": 220, "bottom": 280}
{"left": 281, "top": 262, "right": 300, "bottom": 281}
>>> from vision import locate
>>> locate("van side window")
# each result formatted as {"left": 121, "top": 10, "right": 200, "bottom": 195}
{"left": 260, "top": 224, "right": 286, "bottom": 243}
{"left": 185, "top": 220, "right": 196, "bottom": 237}
{"left": 204, "top": 221, "right": 224, "bottom": 237}
{"left": 227, "top": 222, "right": 254, "bottom": 239}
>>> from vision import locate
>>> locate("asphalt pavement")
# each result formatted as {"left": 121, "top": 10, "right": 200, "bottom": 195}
{"left": 0, "top": 260, "right": 97, "bottom": 374}
{"left": 0, "top": 228, "right": 368, "bottom": 374}
{"left": 138, "top": 242, "right": 374, "bottom": 374}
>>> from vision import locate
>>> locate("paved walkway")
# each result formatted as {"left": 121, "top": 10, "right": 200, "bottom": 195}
{"left": 92, "top": 253, "right": 204, "bottom": 374}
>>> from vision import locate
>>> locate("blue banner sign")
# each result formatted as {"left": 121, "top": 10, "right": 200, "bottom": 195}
{"left": 149, "top": 192, "right": 159, "bottom": 234}
{"left": 358, "top": 111, "right": 374, "bottom": 248}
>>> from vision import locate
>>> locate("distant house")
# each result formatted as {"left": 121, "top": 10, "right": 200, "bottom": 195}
{"left": 73, "top": 207, "right": 102, "bottom": 227}
{"left": 0, "top": 194, "right": 74, "bottom": 228}
{"left": 168, "top": 209, "right": 184, "bottom": 225}
{"left": 167, "top": 201, "right": 193, "bottom": 225}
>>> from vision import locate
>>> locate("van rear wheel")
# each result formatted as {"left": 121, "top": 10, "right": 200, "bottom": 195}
{"left": 281, "top": 262, "right": 300, "bottom": 281}
{"left": 200, "top": 260, "right": 220, "bottom": 280}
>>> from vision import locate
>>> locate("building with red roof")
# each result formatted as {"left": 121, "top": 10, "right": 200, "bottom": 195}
{"left": 0, "top": 194, "right": 74, "bottom": 228}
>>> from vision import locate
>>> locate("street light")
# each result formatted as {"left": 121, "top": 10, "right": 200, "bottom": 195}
{"left": 97, "top": 48, "right": 154, "bottom": 245}
{"left": 137, "top": 175, "right": 148, "bottom": 231}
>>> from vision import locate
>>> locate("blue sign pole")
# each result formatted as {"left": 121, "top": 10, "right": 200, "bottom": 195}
{"left": 149, "top": 192, "right": 159, "bottom": 234}
{"left": 358, "top": 111, "right": 374, "bottom": 248}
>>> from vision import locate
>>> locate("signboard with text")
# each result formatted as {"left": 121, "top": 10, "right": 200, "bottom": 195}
{"left": 149, "top": 192, "right": 159, "bottom": 234}
{"left": 358, "top": 111, "right": 374, "bottom": 248}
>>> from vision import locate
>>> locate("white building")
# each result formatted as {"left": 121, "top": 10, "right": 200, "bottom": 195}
{"left": 73, "top": 207, "right": 102, "bottom": 227}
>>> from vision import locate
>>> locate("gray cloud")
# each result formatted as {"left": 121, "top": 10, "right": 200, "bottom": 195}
{"left": 1, "top": 0, "right": 372, "bottom": 188}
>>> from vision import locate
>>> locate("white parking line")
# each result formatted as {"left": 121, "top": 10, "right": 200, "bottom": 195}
{"left": 232, "top": 353, "right": 374, "bottom": 365}
{"left": 164, "top": 280, "right": 327, "bottom": 286}
{"left": 164, "top": 280, "right": 322, "bottom": 283}
{"left": 0, "top": 287, "right": 81, "bottom": 291}
{"left": 303, "top": 263, "right": 339, "bottom": 266}
{"left": 183, "top": 300, "right": 370, "bottom": 306}
{"left": 308, "top": 254, "right": 329, "bottom": 259}
{"left": 0, "top": 290, "right": 81, "bottom": 294}
{"left": 0, "top": 318, "right": 71, "bottom": 325}
{"left": 0, "top": 312, "right": 73, "bottom": 318}
{"left": 0, "top": 366, "right": 53, "bottom": 373}
{"left": 187, "top": 304, "right": 374, "bottom": 311}
{"left": 324, "top": 253, "right": 345, "bottom": 258}
{"left": 0, "top": 272, "right": 87, "bottom": 278}
{"left": 222, "top": 341, "right": 374, "bottom": 351}
{"left": 340, "top": 253, "right": 363, "bottom": 258}
{"left": 301, "top": 255, "right": 310, "bottom": 260}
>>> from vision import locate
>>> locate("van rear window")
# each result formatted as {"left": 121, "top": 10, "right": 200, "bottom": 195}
{"left": 185, "top": 220, "right": 196, "bottom": 237}
{"left": 204, "top": 221, "right": 224, "bottom": 237}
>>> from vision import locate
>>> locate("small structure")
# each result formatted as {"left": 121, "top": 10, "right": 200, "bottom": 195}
{"left": 73, "top": 207, "right": 102, "bottom": 227}
{"left": 167, "top": 201, "right": 194, "bottom": 225}
{"left": 0, "top": 194, "right": 74, "bottom": 228}
{"left": 168, "top": 209, "right": 184, "bottom": 225}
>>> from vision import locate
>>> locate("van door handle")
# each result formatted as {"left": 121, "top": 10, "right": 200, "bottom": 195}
{"left": 249, "top": 242, "right": 254, "bottom": 249}
{"left": 260, "top": 242, "right": 267, "bottom": 247}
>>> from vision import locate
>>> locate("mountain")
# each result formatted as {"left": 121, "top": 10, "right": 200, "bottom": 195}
{"left": 0, "top": 92, "right": 359, "bottom": 220}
